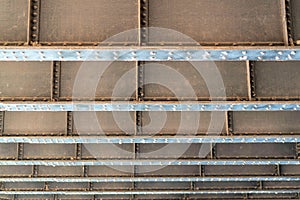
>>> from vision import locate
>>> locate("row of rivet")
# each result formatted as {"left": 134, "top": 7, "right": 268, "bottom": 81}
{"left": 29, "top": 0, "right": 41, "bottom": 44}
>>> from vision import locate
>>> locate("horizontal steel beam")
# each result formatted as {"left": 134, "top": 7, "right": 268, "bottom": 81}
{"left": 2, "top": 102, "right": 300, "bottom": 111}
{"left": 0, "top": 190, "right": 299, "bottom": 195}
{"left": 0, "top": 160, "right": 299, "bottom": 166}
{"left": 1, "top": 176, "right": 300, "bottom": 183}
{"left": 0, "top": 47, "right": 299, "bottom": 61}
{"left": 0, "top": 136, "right": 298, "bottom": 144}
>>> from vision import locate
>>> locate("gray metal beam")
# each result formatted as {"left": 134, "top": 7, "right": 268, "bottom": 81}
{"left": 0, "top": 160, "right": 299, "bottom": 166}
{"left": 1, "top": 176, "right": 300, "bottom": 183}
{"left": 0, "top": 136, "right": 298, "bottom": 144}
{"left": 0, "top": 47, "right": 300, "bottom": 61}
{"left": 0, "top": 190, "right": 299, "bottom": 195}
{"left": 2, "top": 101, "right": 300, "bottom": 111}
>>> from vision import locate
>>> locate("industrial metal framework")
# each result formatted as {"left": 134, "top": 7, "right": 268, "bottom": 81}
{"left": 1, "top": 0, "right": 300, "bottom": 199}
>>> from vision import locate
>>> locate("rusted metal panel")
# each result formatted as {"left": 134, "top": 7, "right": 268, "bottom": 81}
{"left": 4, "top": 112, "right": 66, "bottom": 135}
{"left": 23, "top": 144, "right": 75, "bottom": 159}
{"left": 148, "top": 0, "right": 284, "bottom": 44}
{"left": 39, "top": 0, "right": 139, "bottom": 44}
{"left": 232, "top": 111, "right": 300, "bottom": 134}
{"left": 0, "top": 62, "right": 52, "bottom": 100}
{"left": 0, "top": 0, "right": 28, "bottom": 43}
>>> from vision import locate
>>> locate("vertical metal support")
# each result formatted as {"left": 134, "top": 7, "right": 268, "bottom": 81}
{"left": 27, "top": 0, "right": 41, "bottom": 45}
{"left": 276, "top": 164, "right": 281, "bottom": 176}
{"left": 67, "top": 111, "right": 73, "bottom": 136}
{"left": 83, "top": 166, "right": 88, "bottom": 177}
{"left": 281, "top": 0, "right": 290, "bottom": 46}
{"left": 285, "top": 0, "right": 294, "bottom": 45}
{"left": 227, "top": 111, "right": 233, "bottom": 135}
{"left": 76, "top": 144, "right": 82, "bottom": 160}
{"left": 17, "top": 143, "right": 24, "bottom": 160}
{"left": 51, "top": 61, "right": 61, "bottom": 101}
{"left": 140, "top": 0, "right": 149, "bottom": 45}
{"left": 0, "top": 112, "right": 4, "bottom": 136}
{"left": 32, "top": 165, "right": 38, "bottom": 177}
{"left": 246, "top": 61, "right": 252, "bottom": 101}
{"left": 210, "top": 143, "right": 216, "bottom": 159}
{"left": 297, "top": 143, "right": 300, "bottom": 158}
{"left": 249, "top": 61, "right": 257, "bottom": 100}
{"left": 201, "top": 165, "right": 205, "bottom": 177}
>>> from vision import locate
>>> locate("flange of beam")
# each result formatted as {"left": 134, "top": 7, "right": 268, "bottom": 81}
{"left": 0, "top": 136, "right": 298, "bottom": 144}
{"left": 1, "top": 176, "right": 300, "bottom": 183}
{"left": 0, "top": 190, "right": 299, "bottom": 195}
{"left": 0, "top": 160, "right": 299, "bottom": 166}
{"left": 1, "top": 102, "right": 300, "bottom": 111}
{"left": 0, "top": 47, "right": 300, "bottom": 61}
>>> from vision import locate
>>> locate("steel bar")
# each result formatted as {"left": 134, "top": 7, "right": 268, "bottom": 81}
{"left": 0, "top": 48, "right": 300, "bottom": 61}
{"left": 0, "top": 176, "right": 300, "bottom": 183}
{"left": 0, "top": 190, "right": 298, "bottom": 195}
{"left": 2, "top": 102, "right": 300, "bottom": 111}
{"left": 0, "top": 160, "right": 299, "bottom": 166}
{"left": 0, "top": 136, "right": 298, "bottom": 144}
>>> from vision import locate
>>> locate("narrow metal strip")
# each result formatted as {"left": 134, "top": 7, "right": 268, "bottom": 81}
{"left": 0, "top": 136, "right": 298, "bottom": 144}
{"left": 0, "top": 160, "right": 298, "bottom": 166}
{"left": 0, "top": 48, "right": 300, "bottom": 61}
{"left": 27, "top": 0, "right": 41, "bottom": 44}
{"left": 2, "top": 102, "right": 300, "bottom": 111}
{"left": 1, "top": 176, "right": 300, "bottom": 182}
{"left": 0, "top": 190, "right": 298, "bottom": 195}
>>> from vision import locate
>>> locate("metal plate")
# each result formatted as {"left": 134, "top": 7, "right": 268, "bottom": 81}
{"left": 81, "top": 144, "right": 134, "bottom": 159}
{"left": 148, "top": 0, "right": 284, "bottom": 44}
{"left": 39, "top": 0, "right": 138, "bottom": 44}
{"left": 0, "top": 0, "right": 28, "bottom": 43}
{"left": 4, "top": 112, "right": 66, "bottom": 135}
{"left": 194, "top": 181, "right": 258, "bottom": 190}
{"left": 232, "top": 111, "right": 300, "bottom": 134}
{"left": 73, "top": 112, "right": 135, "bottom": 135}
{"left": 0, "top": 62, "right": 52, "bottom": 100}
{"left": 136, "top": 166, "right": 200, "bottom": 176}
{"left": 215, "top": 143, "right": 296, "bottom": 158}
{"left": 291, "top": 0, "right": 300, "bottom": 43}
{"left": 141, "top": 112, "right": 226, "bottom": 134}
{"left": 88, "top": 166, "right": 134, "bottom": 177}
{"left": 203, "top": 165, "right": 276, "bottom": 176}
{"left": 60, "top": 61, "right": 136, "bottom": 100}
{"left": 0, "top": 144, "right": 17, "bottom": 159}
{"left": 255, "top": 61, "right": 300, "bottom": 99}
{"left": 23, "top": 144, "right": 75, "bottom": 159}
{"left": 0, "top": 166, "right": 32, "bottom": 177}
{"left": 144, "top": 62, "right": 248, "bottom": 100}
{"left": 38, "top": 166, "right": 83, "bottom": 177}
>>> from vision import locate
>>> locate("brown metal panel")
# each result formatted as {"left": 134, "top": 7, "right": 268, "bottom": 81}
{"left": 144, "top": 62, "right": 248, "bottom": 100}
{"left": 195, "top": 181, "right": 258, "bottom": 190}
{"left": 0, "top": 0, "right": 28, "bottom": 43}
{"left": 141, "top": 112, "right": 226, "bottom": 135}
{"left": 73, "top": 112, "right": 135, "bottom": 135}
{"left": 4, "top": 112, "right": 66, "bottom": 135}
{"left": 48, "top": 183, "right": 89, "bottom": 190}
{"left": 148, "top": 0, "right": 283, "bottom": 44}
{"left": 81, "top": 144, "right": 134, "bottom": 159}
{"left": 281, "top": 165, "right": 300, "bottom": 175}
{"left": 3, "top": 182, "right": 44, "bottom": 190}
{"left": 0, "top": 166, "right": 32, "bottom": 177}
{"left": 136, "top": 166, "right": 200, "bottom": 176}
{"left": 138, "top": 144, "right": 208, "bottom": 159}
{"left": 39, "top": 0, "right": 138, "bottom": 44}
{"left": 291, "top": 0, "right": 300, "bottom": 43}
{"left": 263, "top": 181, "right": 300, "bottom": 189}
{"left": 60, "top": 61, "right": 136, "bottom": 100}
{"left": 23, "top": 144, "right": 75, "bottom": 159}
{"left": 232, "top": 111, "right": 300, "bottom": 134}
{"left": 255, "top": 61, "right": 300, "bottom": 99}
{"left": 38, "top": 166, "right": 83, "bottom": 177}
{"left": 88, "top": 166, "right": 134, "bottom": 177}
{"left": 93, "top": 182, "right": 133, "bottom": 190}
{"left": 203, "top": 165, "right": 276, "bottom": 176}
{"left": 136, "top": 182, "right": 190, "bottom": 190}
{"left": 215, "top": 143, "right": 296, "bottom": 158}
{"left": 0, "top": 144, "right": 17, "bottom": 159}
{"left": 0, "top": 62, "right": 52, "bottom": 99}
